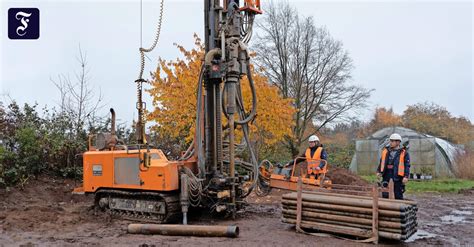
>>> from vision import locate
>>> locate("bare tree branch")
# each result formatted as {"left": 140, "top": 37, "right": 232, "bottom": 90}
{"left": 50, "top": 45, "right": 105, "bottom": 136}
{"left": 253, "top": 1, "right": 372, "bottom": 155}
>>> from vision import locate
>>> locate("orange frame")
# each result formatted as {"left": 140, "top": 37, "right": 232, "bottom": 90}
{"left": 269, "top": 157, "right": 331, "bottom": 191}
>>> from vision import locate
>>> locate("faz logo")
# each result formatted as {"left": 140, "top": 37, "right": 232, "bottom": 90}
{"left": 8, "top": 8, "right": 40, "bottom": 40}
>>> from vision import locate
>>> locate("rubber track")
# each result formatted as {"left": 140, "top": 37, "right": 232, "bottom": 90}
{"left": 95, "top": 189, "right": 181, "bottom": 223}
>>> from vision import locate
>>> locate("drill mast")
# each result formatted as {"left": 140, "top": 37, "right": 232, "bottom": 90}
{"left": 198, "top": 0, "right": 261, "bottom": 216}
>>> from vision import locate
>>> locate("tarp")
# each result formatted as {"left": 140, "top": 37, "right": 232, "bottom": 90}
{"left": 350, "top": 126, "right": 461, "bottom": 178}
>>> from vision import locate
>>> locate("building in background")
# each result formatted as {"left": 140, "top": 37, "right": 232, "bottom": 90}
{"left": 350, "top": 126, "right": 462, "bottom": 178}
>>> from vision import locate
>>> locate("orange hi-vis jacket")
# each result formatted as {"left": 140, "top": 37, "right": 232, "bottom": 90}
{"left": 378, "top": 147, "right": 409, "bottom": 177}
{"left": 306, "top": 147, "right": 322, "bottom": 174}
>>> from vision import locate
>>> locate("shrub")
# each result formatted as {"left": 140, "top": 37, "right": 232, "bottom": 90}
{"left": 455, "top": 150, "right": 474, "bottom": 179}
{"left": 325, "top": 143, "right": 355, "bottom": 169}
{"left": 0, "top": 102, "right": 89, "bottom": 188}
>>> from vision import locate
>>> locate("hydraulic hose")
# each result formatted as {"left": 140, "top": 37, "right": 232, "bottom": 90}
{"left": 219, "top": 57, "right": 259, "bottom": 198}
{"left": 204, "top": 49, "right": 222, "bottom": 66}
{"left": 229, "top": 83, "right": 259, "bottom": 198}
{"left": 195, "top": 65, "right": 206, "bottom": 178}
{"left": 255, "top": 160, "right": 273, "bottom": 196}
{"left": 239, "top": 121, "right": 259, "bottom": 197}
{"left": 222, "top": 63, "right": 257, "bottom": 125}
{"left": 179, "top": 140, "right": 195, "bottom": 161}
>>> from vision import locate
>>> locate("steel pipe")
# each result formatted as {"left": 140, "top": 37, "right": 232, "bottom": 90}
{"left": 281, "top": 191, "right": 418, "bottom": 241}
{"left": 282, "top": 218, "right": 415, "bottom": 240}
{"left": 283, "top": 205, "right": 414, "bottom": 222}
{"left": 282, "top": 209, "right": 411, "bottom": 229}
{"left": 281, "top": 199, "right": 411, "bottom": 218}
{"left": 295, "top": 191, "right": 418, "bottom": 207}
{"left": 286, "top": 219, "right": 372, "bottom": 238}
{"left": 282, "top": 202, "right": 416, "bottom": 217}
{"left": 283, "top": 205, "right": 417, "bottom": 223}
{"left": 283, "top": 192, "right": 417, "bottom": 209}
{"left": 127, "top": 224, "right": 239, "bottom": 238}
{"left": 180, "top": 174, "right": 189, "bottom": 225}
{"left": 283, "top": 193, "right": 413, "bottom": 211}
{"left": 282, "top": 216, "right": 417, "bottom": 234}
{"left": 282, "top": 213, "right": 417, "bottom": 231}
{"left": 379, "top": 227, "right": 418, "bottom": 241}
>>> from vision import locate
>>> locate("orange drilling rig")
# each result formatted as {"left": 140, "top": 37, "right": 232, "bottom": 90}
{"left": 73, "top": 0, "right": 264, "bottom": 223}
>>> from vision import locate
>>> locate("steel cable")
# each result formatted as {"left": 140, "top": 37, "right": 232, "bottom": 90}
{"left": 137, "top": 0, "right": 165, "bottom": 81}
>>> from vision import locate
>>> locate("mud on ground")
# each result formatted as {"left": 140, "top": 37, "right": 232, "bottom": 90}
{"left": 0, "top": 176, "right": 473, "bottom": 246}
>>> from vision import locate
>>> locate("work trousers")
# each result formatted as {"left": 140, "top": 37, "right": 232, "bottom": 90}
{"left": 382, "top": 169, "right": 405, "bottom": 200}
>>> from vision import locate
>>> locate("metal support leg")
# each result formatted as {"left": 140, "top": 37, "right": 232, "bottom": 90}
{"left": 226, "top": 80, "right": 237, "bottom": 219}
{"left": 180, "top": 174, "right": 189, "bottom": 225}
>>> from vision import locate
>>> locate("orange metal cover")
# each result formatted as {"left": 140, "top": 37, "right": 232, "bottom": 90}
{"left": 81, "top": 149, "right": 179, "bottom": 192}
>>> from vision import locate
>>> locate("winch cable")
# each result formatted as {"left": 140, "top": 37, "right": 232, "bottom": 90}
{"left": 137, "top": 0, "right": 165, "bottom": 81}
{"left": 134, "top": 0, "right": 165, "bottom": 145}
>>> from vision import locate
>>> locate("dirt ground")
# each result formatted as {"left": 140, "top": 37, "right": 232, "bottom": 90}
{"left": 0, "top": 176, "right": 473, "bottom": 246}
{"left": 326, "top": 167, "right": 369, "bottom": 186}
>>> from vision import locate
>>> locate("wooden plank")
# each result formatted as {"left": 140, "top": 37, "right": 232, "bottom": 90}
{"left": 296, "top": 177, "right": 303, "bottom": 232}
{"left": 388, "top": 179, "right": 395, "bottom": 200}
{"left": 372, "top": 185, "right": 379, "bottom": 244}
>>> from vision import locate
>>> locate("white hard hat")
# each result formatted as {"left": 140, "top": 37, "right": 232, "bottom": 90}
{"left": 389, "top": 133, "right": 402, "bottom": 141}
{"left": 309, "top": 135, "right": 320, "bottom": 142}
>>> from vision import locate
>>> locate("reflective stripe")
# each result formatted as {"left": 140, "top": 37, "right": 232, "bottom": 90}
{"left": 398, "top": 149, "right": 406, "bottom": 177}
{"left": 305, "top": 147, "right": 322, "bottom": 170}
{"left": 380, "top": 148, "right": 406, "bottom": 177}
{"left": 380, "top": 149, "right": 388, "bottom": 172}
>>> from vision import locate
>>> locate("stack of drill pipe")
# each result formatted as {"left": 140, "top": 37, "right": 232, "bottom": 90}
{"left": 281, "top": 191, "right": 418, "bottom": 241}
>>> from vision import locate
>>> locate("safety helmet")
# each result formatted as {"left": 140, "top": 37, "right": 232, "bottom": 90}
{"left": 308, "top": 135, "right": 319, "bottom": 142}
{"left": 389, "top": 133, "right": 402, "bottom": 141}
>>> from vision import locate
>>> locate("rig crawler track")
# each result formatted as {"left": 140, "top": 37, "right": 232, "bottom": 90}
{"left": 95, "top": 189, "right": 181, "bottom": 223}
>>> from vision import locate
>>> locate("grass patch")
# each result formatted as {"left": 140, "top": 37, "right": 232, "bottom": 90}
{"left": 406, "top": 179, "right": 474, "bottom": 193}
{"left": 361, "top": 175, "right": 474, "bottom": 193}
{"left": 361, "top": 175, "right": 378, "bottom": 183}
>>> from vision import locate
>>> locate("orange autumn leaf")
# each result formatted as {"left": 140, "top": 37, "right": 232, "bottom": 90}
{"left": 147, "top": 35, "right": 295, "bottom": 146}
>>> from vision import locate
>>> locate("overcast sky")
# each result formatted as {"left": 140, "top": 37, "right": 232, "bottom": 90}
{"left": 1, "top": 0, "right": 472, "bottom": 126}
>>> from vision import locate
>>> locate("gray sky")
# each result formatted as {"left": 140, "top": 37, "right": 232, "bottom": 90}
{"left": 1, "top": 0, "right": 473, "bottom": 126}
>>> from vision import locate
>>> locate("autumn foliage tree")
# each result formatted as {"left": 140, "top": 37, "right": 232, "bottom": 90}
{"left": 358, "top": 103, "right": 473, "bottom": 145}
{"left": 359, "top": 107, "right": 402, "bottom": 137}
{"left": 147, "top": 35, "right": 295, "bottom": 159}
{"left": 402, "top": 102, "right": 473, "bottom": 144}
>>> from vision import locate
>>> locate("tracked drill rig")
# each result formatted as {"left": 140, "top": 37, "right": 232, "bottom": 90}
{"left": 73, "top": 0, "right": 263, "bottom": 222}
